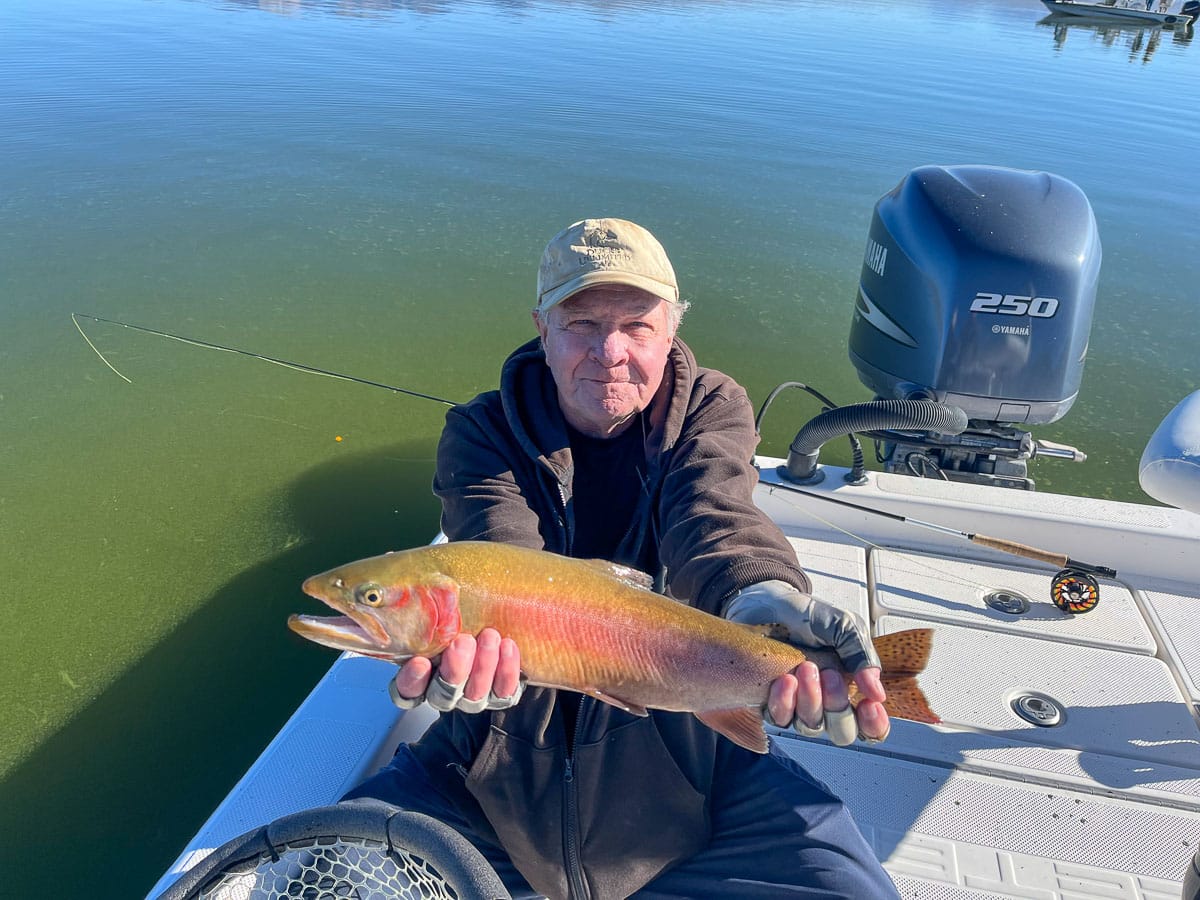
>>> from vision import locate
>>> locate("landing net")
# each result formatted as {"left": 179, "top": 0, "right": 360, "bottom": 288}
{"left": 196, "top": 834, "right": 461, "bottom": 900}
{"left": 158, "top": 803, "right": 509, "bottom": 900}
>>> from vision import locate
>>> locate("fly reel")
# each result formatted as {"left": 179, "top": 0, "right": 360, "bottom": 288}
{"left": 1051, "top": 568, "right": 1102, "bottom": 615}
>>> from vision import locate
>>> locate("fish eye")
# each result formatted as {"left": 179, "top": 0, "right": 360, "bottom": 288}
{"left": 355, "top": 583, "right": 386, "bottom": 607}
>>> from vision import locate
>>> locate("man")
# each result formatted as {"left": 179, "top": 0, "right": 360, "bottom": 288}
{"left": 344, "top": 218, "right": 897, "bottom": 899}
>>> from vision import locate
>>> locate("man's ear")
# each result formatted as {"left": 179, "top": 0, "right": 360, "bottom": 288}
{"left": 532, "top": 308, "right": 549, "bottom": 341}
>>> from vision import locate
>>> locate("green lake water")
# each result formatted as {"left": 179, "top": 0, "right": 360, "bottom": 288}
{"left": 1, "top": 0, "right": 1197, "bottom": 894}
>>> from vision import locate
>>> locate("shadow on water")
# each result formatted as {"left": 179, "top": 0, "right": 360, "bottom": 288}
{"left": 0, "top": 442, "right": 441, "bottom": 900}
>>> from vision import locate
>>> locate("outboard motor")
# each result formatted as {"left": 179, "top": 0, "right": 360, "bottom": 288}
{"left": 846, "top": 165, "right": 1101, "bottom": 490}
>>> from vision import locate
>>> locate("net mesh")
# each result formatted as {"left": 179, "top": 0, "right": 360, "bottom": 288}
{"left": 197, "top": 835, "right": 462, "bottom": 900}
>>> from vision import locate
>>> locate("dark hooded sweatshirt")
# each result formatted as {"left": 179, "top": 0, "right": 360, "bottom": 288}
{"left": 410, "top": 336, "right": 812, "bottom": 900}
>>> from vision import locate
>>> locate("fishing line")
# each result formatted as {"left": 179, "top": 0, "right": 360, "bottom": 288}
{"left": 72, "top": 313, "right": 133, "bottom": 384}
{"left": 71, "top": 313, "right": 457, "bottom": 406}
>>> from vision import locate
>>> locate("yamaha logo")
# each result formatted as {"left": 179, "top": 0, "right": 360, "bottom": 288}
{"left": 864, "top": 238, "right": 888, "bottom": 277}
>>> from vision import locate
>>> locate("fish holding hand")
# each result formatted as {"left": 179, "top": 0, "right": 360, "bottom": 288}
{"left": 289, "top": 542, "right": 939, "bottom": 753}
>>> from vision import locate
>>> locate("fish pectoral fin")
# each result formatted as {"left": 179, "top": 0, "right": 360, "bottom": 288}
{"left": 695, "top": 707, "right": 769, "bottom": 754}
{"left": 585, "top": 688, "right": 649, "bottom": 716}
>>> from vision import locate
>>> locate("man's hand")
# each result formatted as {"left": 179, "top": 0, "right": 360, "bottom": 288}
{"left": 765, "top": 661, "right": 889, "bottom": 745}
{"left": 389, "top": 628, "right": 524, "bottom": 713}
{"left": 723, "top": 581, "right": 889, "bottom": 746}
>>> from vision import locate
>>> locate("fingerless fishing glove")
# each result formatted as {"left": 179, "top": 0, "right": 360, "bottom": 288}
{"left": 388, "top": 673, "right": 526, "bottom": 714}
{"left": 723, "top": 579, "right": 880, "bottom": 746}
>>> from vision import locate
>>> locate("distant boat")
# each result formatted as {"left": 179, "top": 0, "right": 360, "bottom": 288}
{"left": 1040, "top": 0, "right": 1199, "bottom": 25}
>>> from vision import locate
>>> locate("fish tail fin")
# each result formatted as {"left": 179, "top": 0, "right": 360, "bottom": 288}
{"left": 879, "top": 675, "right": 940, "bottom": 724}
{"left": 874, "top": 627, "right": 933, "bottom": 676}
{"left": 876, "top": 628, "right": 940, "bottom": 724}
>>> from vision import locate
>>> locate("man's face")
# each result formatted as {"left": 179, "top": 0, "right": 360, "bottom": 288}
{"left": 534, "top": 285, "right": 676, "bottom": 439}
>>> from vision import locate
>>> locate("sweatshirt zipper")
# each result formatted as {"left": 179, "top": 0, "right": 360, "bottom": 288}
{"left": 555, "top": 464, "right": 583, "bottom": 897}
{"left": 563, "top": 698, "right": 590, "bottom": 900}
{"left": 556, "top": 480, "right": 574, "bottom": 550}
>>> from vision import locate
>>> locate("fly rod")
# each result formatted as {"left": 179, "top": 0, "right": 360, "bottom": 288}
{"left": 764, "top": 476, "right": 1115, "bottom": 576}
{"left": 764, "top": 476, "right": 1115, "bottom": 613}
{"left": 72, "top": 313, "right": 457, "bottom": 406}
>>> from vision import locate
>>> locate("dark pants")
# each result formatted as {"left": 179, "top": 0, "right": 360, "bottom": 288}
{"left": 344, "top": 740, "right": 899, "bottom": 900}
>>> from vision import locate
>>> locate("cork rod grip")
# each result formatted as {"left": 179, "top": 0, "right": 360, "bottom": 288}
{"left": 969, "top": 534, "right": 1070, "bottom": 568}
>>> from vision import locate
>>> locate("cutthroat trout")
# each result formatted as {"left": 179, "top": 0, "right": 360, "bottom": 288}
{"left": 289, "top": 541, "right": 939, "bottom": 753}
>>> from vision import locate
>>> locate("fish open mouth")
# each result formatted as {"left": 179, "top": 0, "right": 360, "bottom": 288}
{"left": 287, "top": 613, "right": 396, "bottom": 657}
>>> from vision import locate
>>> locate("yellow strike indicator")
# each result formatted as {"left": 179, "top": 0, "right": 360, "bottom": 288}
{"left": 335, "top": 435, "right": 343, "bottom": 442}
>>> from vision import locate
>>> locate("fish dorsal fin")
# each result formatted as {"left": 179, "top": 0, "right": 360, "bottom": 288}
{"left": 695, "top": 708, "right": 769, "bottom": 754}
{"left": 584, "top": 688, "right": 649, "bottom": 716}
{"left": 580, "top": 559, "right": 655, "bottom": 591}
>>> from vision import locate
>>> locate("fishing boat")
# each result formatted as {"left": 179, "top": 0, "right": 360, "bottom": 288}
{"left": 147, "top": 166, "right": 1200, "bottom": 900}
{"left": 1040, "top": 0, "right": 1199, "bottom": 26}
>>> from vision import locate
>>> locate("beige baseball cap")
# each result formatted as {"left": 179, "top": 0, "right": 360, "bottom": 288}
{"left": 536, "top": 218, "right": 679, "bottom": 313}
